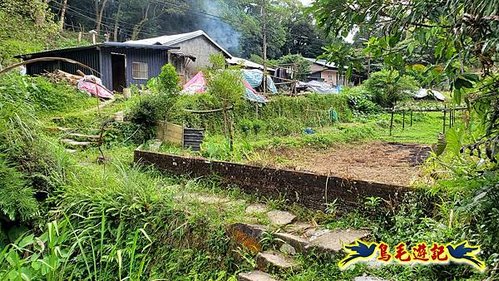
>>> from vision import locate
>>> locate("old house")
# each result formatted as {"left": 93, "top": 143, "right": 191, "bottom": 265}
{"left": 304, "top": 58, "right": 347, "bottom": 86}
{"left": 127, "top": 30, "right": 232, "bottom": 82}
{"left": 15, "top": 42, "right": 177, "bottom": 92}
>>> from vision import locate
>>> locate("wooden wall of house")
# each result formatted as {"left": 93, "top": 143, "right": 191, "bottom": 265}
{"left": 309, "top": 63, "right": 325, "bottom": 74}
{"left": 26, "top": 49, "right": 100, "bottom": 77}
{"left": 308, "top": 72, "right": 323, "bottom": 82}
{"left": 171, "top": 36, "right": 228, "bottom": 79}
{"left": 321, "top": 69, "right": 339, "bottom": 85}
{"left": 100, "top": 47, "right": 169, "bottom": 90}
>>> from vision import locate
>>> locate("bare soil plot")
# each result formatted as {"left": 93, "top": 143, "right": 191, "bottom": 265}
{"left": 251, "top": 142, "right": 431, "bottom": 186}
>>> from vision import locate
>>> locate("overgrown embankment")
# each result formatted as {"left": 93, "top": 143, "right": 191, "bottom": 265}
{"left": 0, "top": 70, "right": 497, "bottom": 280}
{"left": 171, "top": 93, "right": 353, "bottom": 134}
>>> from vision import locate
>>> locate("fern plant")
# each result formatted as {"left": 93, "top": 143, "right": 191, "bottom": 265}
{"left": 0, "top": 158, "right": 38, "bottom": 222}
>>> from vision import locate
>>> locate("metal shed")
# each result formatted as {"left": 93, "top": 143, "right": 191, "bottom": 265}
{"left": 15, "top": 42, "right": 178, "bottom": 92}
{"left": 127, "top": 30, "right": 233, "bottom": 83}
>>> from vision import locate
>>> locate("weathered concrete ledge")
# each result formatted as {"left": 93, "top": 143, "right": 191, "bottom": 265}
{"left": 134, "top": 149, "right": 412, "bottom": 210}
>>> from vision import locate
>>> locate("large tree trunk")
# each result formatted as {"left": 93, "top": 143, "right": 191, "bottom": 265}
{"left": 113, "top": 1, "right": 122, "bottom": 41}
{"left": 59, "top": 0, "right": 68, "bottom": 30}
{"left": 131, "top": 4, "right": 150, "bottom": 40}
{"left": 95, "top": 0, "right": 110, "bottom": 35}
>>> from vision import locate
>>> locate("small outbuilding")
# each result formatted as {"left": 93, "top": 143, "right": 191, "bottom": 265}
{"left": 304, "top": 58, "right": 347, "bottom": 86}
{"left": 127, "top": 30, "right": 233, "bottom": 82}
{"left": 15, "top": 42, "right": 178, "bottom": 92}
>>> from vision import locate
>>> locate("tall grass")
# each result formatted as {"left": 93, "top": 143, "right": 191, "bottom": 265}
{"left": 168, "top": 93, "right": 353, "bottom": 135}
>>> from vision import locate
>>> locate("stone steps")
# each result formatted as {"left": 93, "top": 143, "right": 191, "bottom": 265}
{"left": 256, "top": 251, "right": 299, "bottom": 273}
{"left": 65, "top": 133, "right": 100, "bottom": 142}
{"left": 230, "top": 204, "right": 373, "bottom": 280}
{"left": 59, "top": 129, "right": 102, "bottom": 151}
{"left": 266, "top": 210, "right": 296, "bottom": 226}
{"left": 60, "top": 138, "right": 98, "bottom": 150}
{"left": 237, "top": 270, "right": 278, "bottom": 281}
{"left": 113, "top": 111, "right": 124, "bottom": 122}
{"left": 148, "top": 139, "right": 163, "bottom": 152}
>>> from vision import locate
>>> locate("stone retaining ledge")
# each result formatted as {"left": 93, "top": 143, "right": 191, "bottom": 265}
{"left": 134, "top": 149, "right": 412, "bottom": 210}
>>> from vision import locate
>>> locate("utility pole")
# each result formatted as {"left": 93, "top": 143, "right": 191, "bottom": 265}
{"left": 262, "top": 0, "right": 267, "bottom": 95}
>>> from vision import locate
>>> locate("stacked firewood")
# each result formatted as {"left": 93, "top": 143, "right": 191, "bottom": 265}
{"left": 44, "top": 70, "right": 85, "bottom": 85}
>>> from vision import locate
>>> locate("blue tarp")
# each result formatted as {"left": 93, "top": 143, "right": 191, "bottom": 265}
{"left": 297, "top": 81, "right": 340, "bottom": 94}
{"left": 245, "top": 88, "right": 268, "bottom": 103}
{"left": 242, "top": 69, "right": 277, "bottom": 94}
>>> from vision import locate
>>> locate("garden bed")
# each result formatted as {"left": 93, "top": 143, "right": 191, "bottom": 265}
{"left": 134, "top": 148, "right": 412, "bottom": 210}
{"left": 250, "top": 142, "right": 431, "bottom": 186}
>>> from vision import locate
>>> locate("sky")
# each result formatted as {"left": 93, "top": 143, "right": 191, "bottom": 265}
{"left": 301, "top": 0, "right": 313, "bottom": 6}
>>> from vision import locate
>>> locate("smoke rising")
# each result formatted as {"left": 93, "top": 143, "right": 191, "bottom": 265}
{"left": 193, "top": 0, "right": 241, "bottom": 55}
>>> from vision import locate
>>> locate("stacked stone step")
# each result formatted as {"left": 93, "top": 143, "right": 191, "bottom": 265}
{"left": 60, "top": 132, "right": 100, "bottom": 151}
{"left": 231, "top": 204, "right": 372, "bottom": 281}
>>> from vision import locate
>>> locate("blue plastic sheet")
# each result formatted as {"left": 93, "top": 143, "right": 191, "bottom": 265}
{"left": 242, "top": 69, "right": 277, "bottom": 94}
{"left": 245, "top": 88, "right": 268, "bottom": 103}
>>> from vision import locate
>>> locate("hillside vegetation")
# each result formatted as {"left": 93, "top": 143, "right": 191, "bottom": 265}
{"left": 0, "top": 1, "right": 498, "bottom": 281}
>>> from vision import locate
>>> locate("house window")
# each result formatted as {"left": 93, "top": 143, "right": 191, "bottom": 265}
{"left": 132, "top": 62, "right": 148, "bottom": 79}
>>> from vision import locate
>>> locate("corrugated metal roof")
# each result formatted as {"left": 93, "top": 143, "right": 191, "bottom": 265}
{"left": 126, "top": 30, "right": 232, "bottom": 58}
{"left": 15, "top": 42, "right": 178, "bottom": 59}
{"left": 304, "top": 57, "right": 338, "bottom": 69}
{"left": 227, "top": 57, "right": 276, "bottom": 72}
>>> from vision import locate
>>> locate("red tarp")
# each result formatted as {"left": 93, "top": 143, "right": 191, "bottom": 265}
{"left": 182, "top": 71, "right": 268, "bottom": 103}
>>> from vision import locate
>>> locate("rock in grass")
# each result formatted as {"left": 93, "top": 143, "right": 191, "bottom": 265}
{"left": 237, "top": 270, "right": 279, "bottom": 281}
{"left": 60, "top": 138, "right": 92, "bottom": 148}
{"left": 284, "top": 222, "right": 317, "bottom": 235}
{"left": 275, "top": 232, "right": 309, "bottom": 253}
{"left": 149, "top": 140, "right": 162, "bottom": 152}
{"left": 245, "top": 203, "right": 268, "bottom": 214}
{"left": 354, "top": 276, "right": 387, "bottom": 281}
{"left": 256, "top": 251, "right": 299, "bottom": 273}
{"left": 65, "top": 133, "right": 100, "bottom": 142}
{"left": 279, "top": 243, "right": 297, "bottom": 255}
{"left": 306, "top": 229, "right": 370, "bottom": 253}
{"left": 227, "top": 223, "right": 267, "bottom": 254}
{"left": 266, "top": 210, "right": 296, "bottom": 226}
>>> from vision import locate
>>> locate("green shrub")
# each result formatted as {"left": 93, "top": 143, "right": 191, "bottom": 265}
{"left": 363, "top": 69, "right": 419, "bottom": 108}
{"left": 0, "top": 158, "right": 38, "bottom": 222}
{"left": 238, "top": 118, "right": 252, "bottom": 137}
{"left": 156, "top": 63, "right": 180, "bottom": 94}
{"left": 252, "top": 119, "right": 264, "bottom": 136}
{"left": 265, "top": 117, "right": 301, "bottom": 136}
{"left": 128, "top": 65, "right": 181, "bottom": 142}
{"left": 344, "top": 86, "right": 381, "bottom": 114}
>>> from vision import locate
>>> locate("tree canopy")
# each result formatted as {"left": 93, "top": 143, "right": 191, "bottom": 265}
{"left": 312, "top": 0, "right": 499, "bottom": 149}
{"left": 46, "top": 0, "right": 327, "bottom": 59}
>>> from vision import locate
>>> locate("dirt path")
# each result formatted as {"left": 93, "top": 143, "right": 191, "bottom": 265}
{"left": 251, "top": 142, "right": 431, "bottom": 186}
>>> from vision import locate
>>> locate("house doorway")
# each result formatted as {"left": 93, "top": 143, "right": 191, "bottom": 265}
{"left": 111, "top": 53, "right": 126, "bottom": 92}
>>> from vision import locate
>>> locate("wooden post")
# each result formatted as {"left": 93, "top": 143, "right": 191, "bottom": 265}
{"left": 451, "top": 109, "right": 455, "bottom": 128}
{"left": 453, "top": 109, "right": 457, "bottom": 127}
{"left": 443, "top": 108, "right": 447, "bottom": 134}
{"left": 402, "top": 110, "right": 405, "bottom": 130}
{"left": 389, "top": 110, "right": 394, "bottom": 136}
{"left": 410, "top": 110, "right": 413, "bottom": 127}
{"left": 262, "top": 0, "right": 267, "bottom": 95}
{"left": 449, "top": 109, "right": 453, "bottom": 128}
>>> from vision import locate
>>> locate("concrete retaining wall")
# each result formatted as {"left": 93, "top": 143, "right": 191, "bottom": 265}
{"left": 134, "top": 149, "right": 412, "bottom": 210}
